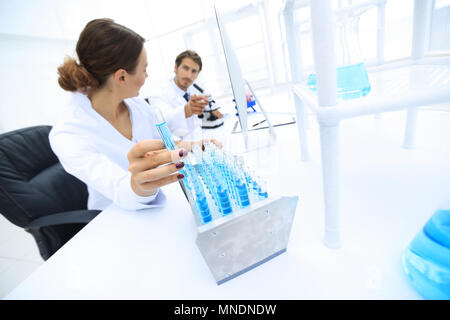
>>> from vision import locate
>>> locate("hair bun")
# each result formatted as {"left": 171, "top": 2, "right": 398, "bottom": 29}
{"left": 57, "top": 56, "right": 99, "bottom": 92}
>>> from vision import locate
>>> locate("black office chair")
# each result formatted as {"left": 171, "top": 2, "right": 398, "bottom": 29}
{"left": 0, "top": 126, "right": 100, "bottom": 260}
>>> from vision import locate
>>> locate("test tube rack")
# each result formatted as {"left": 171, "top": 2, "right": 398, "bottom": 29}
{"left": 176, "top": 148, "right": 299, "bottom": 285}
{"left": 155, "top": 117, "right": 298, "bottom": 285}
{"left": 174, "top": 148, "right": 298, "bottom": 285}
{"left": 194, "top": 194, "right": 298, "bottom": 285}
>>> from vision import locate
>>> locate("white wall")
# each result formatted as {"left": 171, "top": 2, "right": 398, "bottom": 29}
{"left": 0, "top": 34, "right": 75, "bottom": 133}
{"left": 0, "top": 0, "right": 267, "bottom": 133}
{"left": 1, "top": 0, "right": 448, "bottom": 133}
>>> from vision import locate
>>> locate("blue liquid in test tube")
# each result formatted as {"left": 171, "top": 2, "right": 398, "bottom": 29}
{"left": 236, "top": 178, "right": 250, "bottom": 207}
{"left": 193, "top": 145, "right": 232, "bottom": 216}
{"left": 153, "top": 108, "right": 212, "bottom": 224}
{"left": 153, "top": 108, "right": 269, "bottom": 224}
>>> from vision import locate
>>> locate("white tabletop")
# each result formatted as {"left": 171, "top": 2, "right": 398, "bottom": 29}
{"left": 7, "top": 110, "right": 449, "bottom": 299}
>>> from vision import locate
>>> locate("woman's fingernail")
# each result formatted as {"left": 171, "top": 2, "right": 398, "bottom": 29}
{"left": 176, "top": 162, "right": 185, "bottom": 169}
{"left": 177, "top": 173, "right": 184, "bottom": 179}
{"left": 179, "top": 149, "right": 187, "bottom": 157}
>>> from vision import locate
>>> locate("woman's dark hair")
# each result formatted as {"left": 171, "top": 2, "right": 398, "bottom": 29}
{"left": 175, "top": 50, "right": 202, "bottom": 72}
{"left": 58, "top": 18, "right": 145, "bottom": 92}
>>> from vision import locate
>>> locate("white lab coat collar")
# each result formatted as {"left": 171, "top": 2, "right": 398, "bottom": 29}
{"left": 69, "top": 91, "right": 139, "bottom": 143}
{"left": 169, "top": 77, "right": 201, "bottom": 97}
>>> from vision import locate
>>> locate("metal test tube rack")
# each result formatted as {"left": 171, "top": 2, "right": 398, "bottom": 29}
{"left": 155, "top": 115, "right": 299, "bottom": 285}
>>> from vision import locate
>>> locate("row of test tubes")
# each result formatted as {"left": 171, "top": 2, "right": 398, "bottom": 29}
{"left": 187, "top": 142, "right": 268, "bottom": 225}
{"left": 155, "top": 114, "right": 268, "bottom": 226}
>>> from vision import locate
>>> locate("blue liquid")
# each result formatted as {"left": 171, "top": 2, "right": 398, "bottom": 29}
{"left": 195, "top": 163, "right": 233, "bottom": 216}
{"left": 185, "top": 163, "right": 212, "bottom": 224}
{"left": 196, "top": 194, "right": 212, "bottom": 223}
{"left": 184, "top": 163, "right": 200, "bottom": 191}
{"left": 217, "top": 186, "right": 233, "bottom": 214}
{"left": 402, "top": 209, "right": 450, "bottom": 300}
{"left": 259, "top": 191, "right": 268, "bottom": 199}
{"left": 307, "top": 62, "right": 371, "bottom": 100}
{"left": 155, "top": 120, "right": 267, "bottom": 222}
{"left": 219, "top": 163, "right": 239, "bottom": 206}
{"left": 236, "top": 180, "right": 250, "bottom": 208}
{"left": 156, "top": 121, "right": 176, "bottom": 150}
{"left": 155, "top": 121, "right": 215, "bottom": 224}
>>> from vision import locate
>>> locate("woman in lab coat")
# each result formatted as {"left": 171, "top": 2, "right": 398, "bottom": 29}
{"left": 51, "top": 18, "right": 213, "bottom": 211}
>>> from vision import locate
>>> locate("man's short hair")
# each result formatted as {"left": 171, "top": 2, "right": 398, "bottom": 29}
{"left": 175, "top": 50, "right": 202, "bottom": 72}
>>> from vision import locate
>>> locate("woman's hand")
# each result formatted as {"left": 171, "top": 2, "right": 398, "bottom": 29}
{"left": 127, "top": 140, "right": 187, "bottom": 197}
{"left": 176, "top": 139, "right": 223, "bottom": 151}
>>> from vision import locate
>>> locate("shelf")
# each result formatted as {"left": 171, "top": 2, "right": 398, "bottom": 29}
{"left": 293, "top": 60, "right": 450, "bottom": 123}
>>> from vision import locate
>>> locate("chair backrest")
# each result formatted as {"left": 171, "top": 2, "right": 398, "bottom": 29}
{"left": 0, "top": 126, "right": 89, "bottom": 228}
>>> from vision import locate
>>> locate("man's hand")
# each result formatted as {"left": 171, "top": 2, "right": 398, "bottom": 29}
{"left": 212, "top": 109, "right": 223, "bottom": 119}
{"left": 184, "top": 94, "right": 208, "bottom": 118}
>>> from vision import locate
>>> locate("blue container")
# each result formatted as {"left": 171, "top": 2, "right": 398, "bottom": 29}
{"left": 402, "top": 209, "right": 450, "bottom": 299}
{"left": 258, "top": 191, "right": 268, "bottom": 199}
{"left": 307, "top": 62, "right": 371, "bottom": 100}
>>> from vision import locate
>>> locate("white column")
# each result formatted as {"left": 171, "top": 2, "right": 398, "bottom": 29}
{"left": 283, "top": 0, "right": 310, "bottom": 161}
{"left": 376, "top": 1, "right": 386, "bottom": 66}
{"left": 374, "top": 0, "right": 386, "bottom": 120}
{"left": 403, "top": 107, "right": 418, "bottom": 149}
{"left": 310, "top": 0, "right": 341, "bottom": 249}
{"left": 404, "top": 0, "right": 432, "bottom": 149}
{"left": 294, "top": 94, "right": 310, "bottom": 161}
{"left": 319, "top": 124, "right": 341, "bottom": 248}
{"left": 411, "top": 0, "right": 432, "bottom": 61}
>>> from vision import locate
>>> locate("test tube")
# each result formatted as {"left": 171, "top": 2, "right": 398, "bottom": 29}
{"left": 257, "top": 177, "right": 268, "bottom": 200}
{"left": 232, "top": 156, "right": 250, "bottom": 208}
{"left": 151, "top": 107, "right": 213, "bottom": 224}
{"left": 193, "top": 144, "right": 233, "bottom": 216}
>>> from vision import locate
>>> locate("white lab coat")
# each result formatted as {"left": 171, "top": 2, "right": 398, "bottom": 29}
{"left": 148, "top": 78, "right": 202, "bottom": 137}
{"left": 49, "top": 92, "right": 180, "bottom": 211}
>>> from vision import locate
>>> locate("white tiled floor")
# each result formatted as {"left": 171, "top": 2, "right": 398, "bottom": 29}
{"left": 0, "top": 215, "right": 43, "bottom": 298}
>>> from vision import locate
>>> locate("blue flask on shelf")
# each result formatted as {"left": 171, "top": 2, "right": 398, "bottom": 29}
{"left": 307, "top": 8, "right": 371, "bottom": 100}
{"left": 307, "top": 62, "right": 371, "bottom": 100}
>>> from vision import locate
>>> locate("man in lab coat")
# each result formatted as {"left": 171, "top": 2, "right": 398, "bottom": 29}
{"left": 147, "top": 50, "right": 224, "bottom": 138}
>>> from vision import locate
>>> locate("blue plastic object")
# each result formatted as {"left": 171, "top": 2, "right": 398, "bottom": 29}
{"left": 307, "top": 62, "right": 371, "bottom": 100}
{"left": 234, "top": 98, "right": 257, "bottom": 116}
{"left": 402, "top": 209, "right": 450, "bottom": 300}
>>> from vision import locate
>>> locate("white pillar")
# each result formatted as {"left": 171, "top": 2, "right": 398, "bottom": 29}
{"left": 374, "top": 1, "right": 386, "bottom": 120}
{"left": 294, "top": 94, "right": 310, "bottom": 161}
{"left": 403, "top": 107, "right": 418, "bottom": 149}
{"left": 411, "top": 0, "right": 433, "bottom": 61}
{"left": 310, "top": 0, "right": 341, "bottom": 249}
{"left": 319, "top": 124, "right": 341, "bottom": 248}
{"left": 283, "top": 0, "right": 310, "bottom": 161}
{"left": 405, "top": 0, "right": 432, "bottom": 149}
{"left": 376, "top": 0, "right": 386, "bottom": 66}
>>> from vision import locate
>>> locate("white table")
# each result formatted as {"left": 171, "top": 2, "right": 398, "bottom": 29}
{"left": 7, "top": 117, "right": 446, "bottom": 299}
